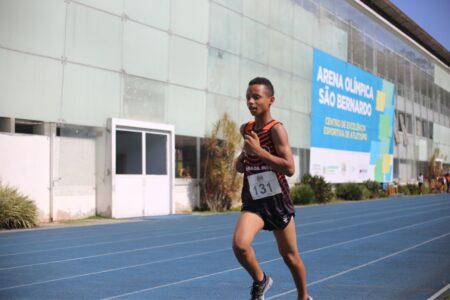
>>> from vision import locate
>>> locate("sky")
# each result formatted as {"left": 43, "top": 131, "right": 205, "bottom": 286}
{"left": 390, "top": 0, "right": 450, "bottom": 51}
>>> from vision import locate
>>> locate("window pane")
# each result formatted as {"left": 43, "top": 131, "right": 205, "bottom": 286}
{"left": 116, "top": 131, "right": 142, "bottom": 174}
{"left": 406, "top": 114, "right": 412, "bottom": 134}
{"left": 269, "top": 0, "right": 294, "bottom": 36}
{"left": 146, "top": 133, "right": 167, "bottom": 175}
{"left": 171, "top": 0, "right": 208, "bottom": 43}
{"left": 293, "top": 41, "right": 313, "bottom": 79}
{"left": 207, "top": 48, "right": 240, "bottom": 97}
{"left": 62, "top": 64, "right": 120, "bottom": 127}
{"left": 0, "top": 0, "right": 65, "bottom": 58}
{"left": 209, "top": 3, "right": 241, "bottom": 54}
{"left": 242, "top": 18, "right": 269, "bottom": 64}
{"left": 169, "top": 36, "right": 207, "bottom": 89}
{"left": 268, "top": 29, "right": 293, "bottom": 72}
{"left": 364, "top": 35, "right": 374, "bottom": 72}
{"left": 205, "top": 93, "right": 239, "bottom": 135}
{"left": 398, "top": 112, "right": 405, "bottom": 132}
{"left": 123, "top": 75, "right": 167, "bottom": 123}
{"left": 294, "top": 4, "right": 319, "bottom": 46}
{"left": 66, "top": 4, "right": 122, "bottom": 70}
{"left": 350, "top": 26, "right": 364, "bottom": 68}
{"left": 0, "top": 50, "right": 62, "bottom": 122}
{"left": 175, "top": 135, "right": 197, "bottom": 178}
{"left": 124, "top": 0, "right": 169, "bottom": 30}
{"left": 123, "top": 22, "right": 168, "bottom": 80}
{"left": 422, "top": 120, "right": 428, "bottom": 138}
{"left": 167, "top": 85, "right": 206, "bottom": 137}
{"left": 375, "top": 43, "right": 385, "bottom": 77}
{"left": 429, "top": 122, "right": 433, "bottom": 139}
{"left": 416, "top": 117, "right": 422, "bottom": 136}
{"left": 243, "top": 0, "right": 269, "bottom": 25}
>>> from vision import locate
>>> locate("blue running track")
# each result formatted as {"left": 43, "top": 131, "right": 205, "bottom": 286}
{"left": 0, "top": 194, "right": 449, "bottom": 299}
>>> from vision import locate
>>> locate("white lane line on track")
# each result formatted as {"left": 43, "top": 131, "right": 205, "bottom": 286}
{"left": 427, "top": 283, "right": 450, "bottom": 300}
{"left": 103, "top": 228, "right": 450, "bottom": 300}
{"left": 1, "top": 214, "right": 447, "bottom": 294}
{"left": 1, "top": 205, "right": 449, "bottom": 271}
{"left": 266, "top": 232, "right": 450, "bottom": 299}
{"left": 0, "top": 225, "right": 233, "bottom": 257}
{"left": 0, "top": 221, "right": 233, "bottom": 250}
{"left": 295, "top": 201, "right": 447, "bottom": 227}
{"left": 0, "top": 234, "right": 230, "bottom": 270}
{"left": 0, "top": 197, "right": 443, "bottom": 248}
{"left": 1, "top": 200, "right": 447, "bottom": 258}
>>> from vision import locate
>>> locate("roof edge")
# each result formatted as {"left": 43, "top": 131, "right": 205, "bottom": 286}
{"left": 359, "top": 0, "right": 450, "bottom": 68}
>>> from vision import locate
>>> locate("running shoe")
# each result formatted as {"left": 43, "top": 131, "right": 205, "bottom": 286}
{"left": 250, "top": 273, "right": 273, "bottom": 300}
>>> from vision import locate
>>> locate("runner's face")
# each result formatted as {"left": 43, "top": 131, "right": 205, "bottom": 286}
{"left": 246, "top": 84, "right": 273, "bottom": 116}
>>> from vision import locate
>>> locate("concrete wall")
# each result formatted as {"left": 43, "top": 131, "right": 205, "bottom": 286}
{"left": 52, "top": 136, "right": 96, "bottom": 221}
{"left": 174, "top": 179, "right": 200, "bottom": 212}
{"left": 0, "top": 133, "right": 50, "bottom": 222}
{"left": 0, "top": 133, "right": 97, "bottom": 222}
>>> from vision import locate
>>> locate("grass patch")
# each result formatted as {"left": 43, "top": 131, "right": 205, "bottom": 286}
{"left": 62, "top": 216, "right": 125, "bottom": 225}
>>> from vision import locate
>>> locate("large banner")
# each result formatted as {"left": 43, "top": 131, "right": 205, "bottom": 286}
{"left": 310, "top": 49, "right": 395, "bottom": 183}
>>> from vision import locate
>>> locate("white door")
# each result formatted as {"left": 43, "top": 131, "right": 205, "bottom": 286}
{"left": 144, "top": 132, "right": 171, "bottom": 216}
{"left": 114, "top": 129, "right": 145, "bottom": 218}
{"left": 112, "top": 119, "right": 173, "bottom": 218}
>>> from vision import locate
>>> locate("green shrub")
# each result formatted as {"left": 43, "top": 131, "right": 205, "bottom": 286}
{"left": 362, "top": 180, "right": 382, "bottom": 198}
{"left": 398, "top": 184, "right": 410, "bottom": 195}
{"left": 0, "top": 183, "right": 38, "bottom": 229}
{"left": 300, "top": 173, "right": 313, "bottom": 185}
{"left": 291, "top": 184, "right": 315, "bottom": 205}
{"left": 335, "top": 183, "right": 364, "bottom": 200}
{"left": 379, "top": 190, "right": 388, "bottom": 198}
{"left": 361, "top": 186, "right": 371, "bottom": 199}
{"left": 300, "top": 174, "right": 333, "bottom": 203}
{"left": 398, "top": 183, "right": 420, "bottom": 195}
{"left": 408, "top": 183, "right": 420, "bottom": 195}
{"left": 422, "top": 184, "right": 430, "bottom": 194}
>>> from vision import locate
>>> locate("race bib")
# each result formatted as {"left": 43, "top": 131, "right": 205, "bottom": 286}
{"left": 247, "top": 171, "right": 282, "bottom": 200}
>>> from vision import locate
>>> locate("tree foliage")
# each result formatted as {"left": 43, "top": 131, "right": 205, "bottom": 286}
{"left": 428, "top": 148, "right": 446, "bottom": 179}
{"left": 200, "top": 113, "right": 243, "bottom": 211}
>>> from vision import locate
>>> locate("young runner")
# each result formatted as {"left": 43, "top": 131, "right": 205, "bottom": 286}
{"left": 233, "top": 77, "right": 312, "bottom": 300}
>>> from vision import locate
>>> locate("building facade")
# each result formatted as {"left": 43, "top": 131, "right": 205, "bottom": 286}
{"left": 0, "top": 0, "right": 449, "bottom": 222}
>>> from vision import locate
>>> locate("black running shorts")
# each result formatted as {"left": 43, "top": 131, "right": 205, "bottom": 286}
{"left": 241, "top": 201, "right": 295, "bottom": 231}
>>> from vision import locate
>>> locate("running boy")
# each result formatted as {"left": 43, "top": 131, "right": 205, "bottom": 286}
{"left": 233, "top": 77, "right": 311, "bottom": 300}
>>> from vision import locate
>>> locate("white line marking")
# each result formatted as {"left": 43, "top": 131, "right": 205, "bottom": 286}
{"left": 0, "top": 225, "right": 232, "bottom": 258}
{"left": 101, "top": 267, "right": 244, "bottom": 300}
{"left": 295, "top": 201, "right": 447, "bottom": 228}
{"left": 0, "top": 197, "right": 443, "bottom": 249}
{"left": 0, "top": 234, "right": 230, "bottom": 271}
{"left": 1, "top": 201, "right": 446, "bottom": 258}
{"left": 0, "top": 249, "right": 237, "bottom": 293}
{"left": 427, "top": 283, "right": 450, "bottom": 300}
{"left": 266, "top": 233, "right": 450, "bottom": 299}
{"left": 1, "top": 205, "right": 448, "bottom": 271}
{"left": 1, "top": 214, "right": 443, "bottom": 296}
{"left": 0, "top": 221, "right": 233, "bottom": 250}
{"left": 104, "top": 228, "right": 450, "bottom": 300}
